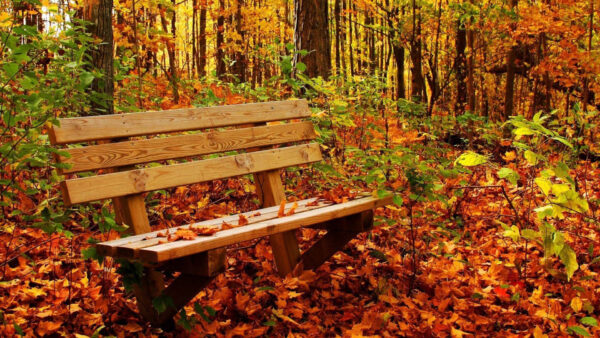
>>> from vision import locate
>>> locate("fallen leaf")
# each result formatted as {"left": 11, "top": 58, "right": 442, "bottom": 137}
{"left": 277, "top": 200, "right": 286, "bottom": 217}
{"left": 286, "top": 202, "right": 298, "bottom": 216}
{"left": 238, "top": 214, "right": 249, "bottom": 226}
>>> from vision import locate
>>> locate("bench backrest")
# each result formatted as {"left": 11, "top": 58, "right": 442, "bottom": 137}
{"left": 50, "top": 100, "right": 322, "bottom": 205}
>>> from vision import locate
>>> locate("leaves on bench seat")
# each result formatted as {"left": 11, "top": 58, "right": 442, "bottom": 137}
{"left": 154, "top": 226, "right": 220, "bottom": 243}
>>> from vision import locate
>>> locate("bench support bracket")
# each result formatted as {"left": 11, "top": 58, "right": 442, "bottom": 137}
{"left": 298, "top": 210, "right": 373, "bottom": 271}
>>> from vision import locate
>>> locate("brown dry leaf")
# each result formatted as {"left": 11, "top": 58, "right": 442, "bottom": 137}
{"left": 190, "top": 225, "right": 219, "bottom": 236}
{"left": 306, "top": 199, "right": 320, "bottom": 207}
{"left": 122, "top": 321, "right": 143, "bottom": 333}
{"left": 221, "top": 221, "right": 234, "bottom": 230}
{"left": 238, "top": 214, "right": 249, "bottom": 226}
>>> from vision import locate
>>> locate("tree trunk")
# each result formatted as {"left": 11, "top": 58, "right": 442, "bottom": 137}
{"left": 503, "top": 0, "right": 518, "bottom": 120}
{"left": 192, "top": 0, "right": 197, "bottom": 77}
{"left": 467, "top": 18, "right": 476, "bottom": 113}
{"left": 348, "top": 0, "right": 354, "bottom": 77}
{"left": 582, "top": 0, "right": 594, "bottom": 112}
{"left": 334, "top": 0, "right": 341, "bottom": 74}
{"left": 232, "top": 0, "right": 246, "bottom": 82}
{"left": 410, "top": 0, "right": 426, "bottom": 102}
{"left": 455, "top": 16, "right": 467, "bottom": 114}
{"left": 81, "top": 0, "right": 114, "bottom": 115}
{"left": 198, "top": 5, "right": 207, "bottom": 77}
{"left": 159, "top": 1, "right": 179, "bottom": 103}
{"left": 216, "top": 0, "right": 226, "bottom": 79}
{"left": 293, "top": 0, "right": 331, "bottom": 78}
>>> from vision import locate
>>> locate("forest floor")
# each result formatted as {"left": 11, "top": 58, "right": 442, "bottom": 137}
{"left": 1, "top": 94, "right": 599, "bottom": 337}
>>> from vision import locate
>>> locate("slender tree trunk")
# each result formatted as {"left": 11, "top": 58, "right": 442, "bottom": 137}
{"left": 293, "top": 0, "right": 331, "bottom": 78}
{"left": 198, "top": 4, "right": 207, "bottom": 77}
{"left": 582, "top": 0, "right": 594, "bottom": 112}
{"left": 232, "top": 0, "right": 246, "bottom": 82}
{"left": 503, "top": 0, "right": 518, "bottom": 120}
{"left": 348, "top": 0, "right": 354, "bottom": 77}
{"left": 340, "top": 0, "right": 347, "bottom": 75}
{"left": 216, "top": 0, "right": 226, "bottom": 79}
{"left": 160, "top": 1, "right": 179, "bottom": 103}
{"left": 467, "top": 16, "right": 476, "bottom": 113}
{"left": 455, "top": 14, "right": 467, "bottom": 114}
{"left": 410, "top": 0, "right": 425, "bottom": 102}
{"left": 192, "top": 0, "right": 197, "bottom": 77}
{"left": 81, "top": 0, "right": 114, "bottom": 115}
{"left": 334, "top": 0, "right": 341, "bottom": 74}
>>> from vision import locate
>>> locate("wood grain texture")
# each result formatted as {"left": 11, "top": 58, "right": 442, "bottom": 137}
{"left": 134, "top": 195, "right": 391, "bottom": 263}
{"left": 60, "top": 122, "right": 316, "bottom": 173}
{"left": 254, "top": 170, "right": 301, "bottom": 276}
{"left": 61, "top": 143, "right": 322, "bottom": 204}
{"left": 49, "top": 100, "right": 310, "bottom": 145}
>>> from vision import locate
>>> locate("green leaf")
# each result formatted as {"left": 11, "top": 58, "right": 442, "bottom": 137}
{"left": 295, "top": 62, "right": 306, "bottom": 73}
{"left": 581, "top": 317, "right": 598, "bottom": 327}
{"left": 393, "top": 195, "right": 403, "bottom": 207}
{"left": 263, "top": 320, "right": 277, "bottom": 326}
{"left": 14, "top": 323, "right": 24, "bottom": 336}
{"left": 498, "top": 168, "right": 520, "bottom": 185}
{"left": 152, "top": 295, "right": 175, "bottom": 314}
{"left": 454, "top": 151, "right": 488, "bottom": 167}
{"left": 79, "top": 71, "right": 94, "bottom": 87}
{"left": 368, "top": 249, "right": 388, "bottom": 262}
{"left": 559, "top": 245, "right": 579, "bottom": 281}
{"left": 177, "top": 308, "right": 192, "bottom": 331}
{"left": 82, "top": 247, "right": 96, "bottom": 259}
{"left": 3, "top": 63, "right": 19, "bottom": 78}
{"left": 567, "top": 326, "right": 590, "bottom": 337}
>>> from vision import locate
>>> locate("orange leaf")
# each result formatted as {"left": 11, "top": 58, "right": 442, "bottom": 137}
{"left": 286, "top": 202, "right": 298, "bottom": 216}
{"left": 277, "top": 200, "right": 286, "bottom": 218}
{"left": 221, "top": 221, "right": 234, "bottom": 230}
{"left": 173, "top": 229, "right": 197, "bottom": 241}
{"left": 238, "top": 214, "right": 249, "bottom": 226}
{"left": 190, "top": 225, "right": 219, "bottom": 236}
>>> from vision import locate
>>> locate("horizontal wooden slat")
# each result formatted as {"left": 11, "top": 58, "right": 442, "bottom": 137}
{"left": 61, "top": 143, "right": 322, "bottom": 205}
{"left": 95, "top": 197, "right": 329, "bottom": 258}
{"left": 138, "top": 195, "right": 392, "bottom": 263}
{"left": 60, "top": 122, "right": 316, "bottom": 173}
{"left": 49, "top": 100, "right": 310, "bottom": 145}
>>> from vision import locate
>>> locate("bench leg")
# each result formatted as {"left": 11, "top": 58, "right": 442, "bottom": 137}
{"left": 297, "top": 210, "right": 373, "bottom": 271}
{"left": 269, "top": 231, "right": 301, "bottom": 276}
{"left": 254, "top": 169, "right": 301, "bottom": 277}
{"left": 133, "top": 268, "right": 166, "bottom": 324}
{"left": 133, "top": 249, "right": 225, "bottom": 326}
{"left": 155, "top": 273, "right": 217, "bottom": 325}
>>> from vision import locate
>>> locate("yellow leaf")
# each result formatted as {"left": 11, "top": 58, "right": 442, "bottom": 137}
{"left": 24, "top": 287, "right": 47, "bottom": 298}
{"left": 533, "top": 326, "right": 548, "bottom": 338}
{"left": 570, "top": 297, "right": 583, "bottom": 312}
{"left": 0, "top": 12, "right": 13, "bottom": 28}
{"left": 451, "top": 327, "right": 468, "bottom": 338}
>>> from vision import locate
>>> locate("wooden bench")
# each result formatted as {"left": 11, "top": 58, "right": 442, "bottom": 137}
{"left": 50, "top": 99, "right": 391, "bottom": 326}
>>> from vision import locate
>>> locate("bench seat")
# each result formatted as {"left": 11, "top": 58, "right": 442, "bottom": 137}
{"left": 96, "top": 195, "right": 391, "bottom": 264}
